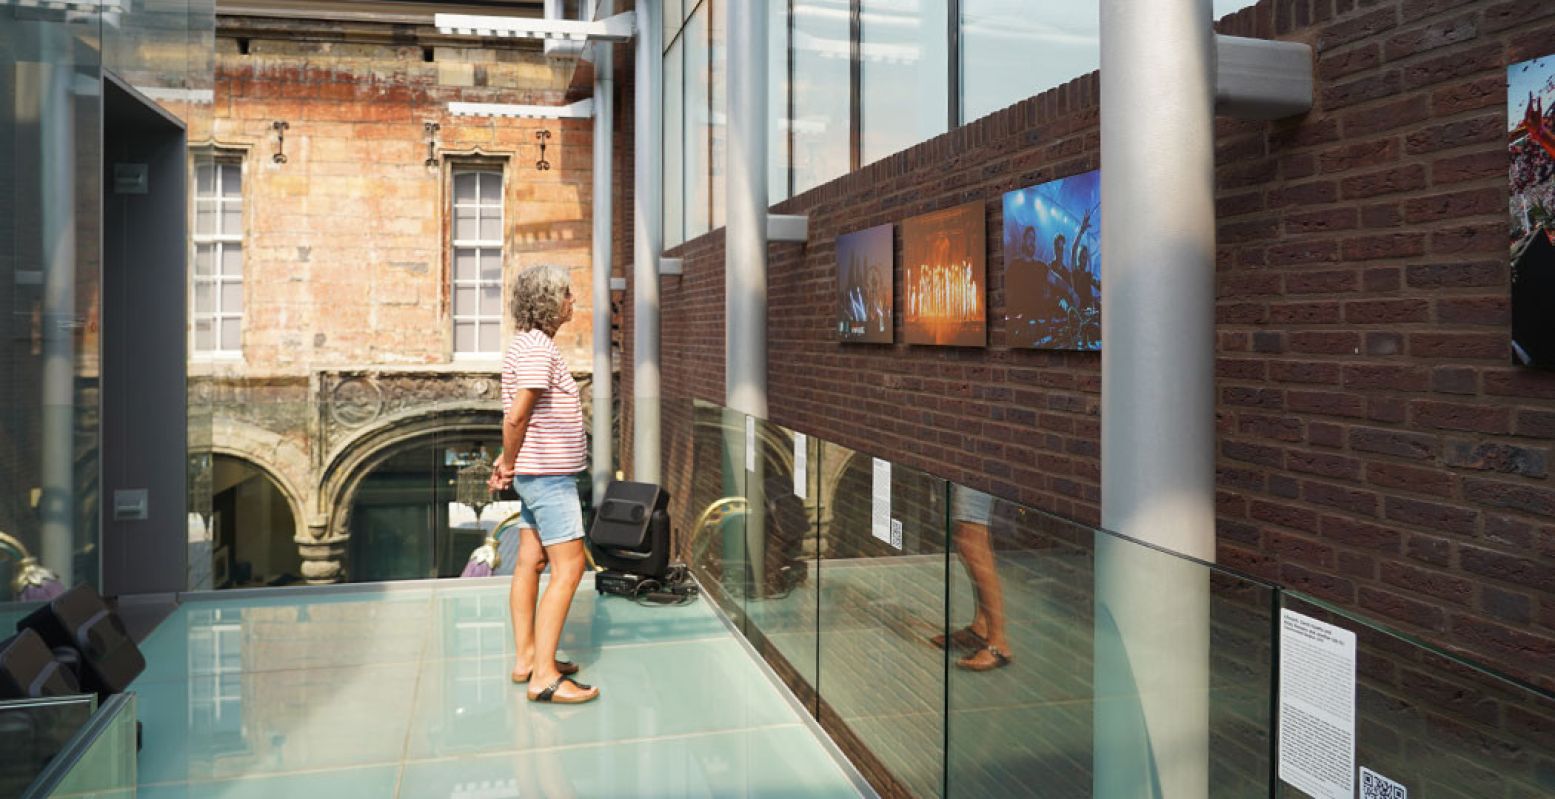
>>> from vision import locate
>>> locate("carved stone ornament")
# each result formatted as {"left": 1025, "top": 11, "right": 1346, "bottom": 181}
{"left": 329, "top": 376, "right": 385, "bottom": 428}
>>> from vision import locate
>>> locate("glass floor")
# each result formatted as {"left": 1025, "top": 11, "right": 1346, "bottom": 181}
{"left": 125, "top": 576, "right": 867, "bottom": 798}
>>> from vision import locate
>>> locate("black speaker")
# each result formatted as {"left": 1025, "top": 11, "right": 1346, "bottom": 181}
{"left": 17, "top": 585, "right": 144, "bottom": 699}
{"left": 0, "top": 629, "right": 81, "bottom": 700}
{"left": 588, "top": 480, "right": 671, "bottom": 580}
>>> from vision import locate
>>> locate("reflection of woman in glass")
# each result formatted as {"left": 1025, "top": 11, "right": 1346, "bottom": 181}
{"left": 933, "top": 486, "right": 1011, "bottom": 671}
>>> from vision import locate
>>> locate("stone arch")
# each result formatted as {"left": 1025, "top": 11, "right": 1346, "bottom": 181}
{"left": 318, "top": 401, "right": 503, "bottom": 537}
{"left": 207, "top": 417, "right": 311, "bottom": 545}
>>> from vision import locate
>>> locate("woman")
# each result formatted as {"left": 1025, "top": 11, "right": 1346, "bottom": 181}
{"left": 488, "top": 264, "right": 600, "bottom": 704}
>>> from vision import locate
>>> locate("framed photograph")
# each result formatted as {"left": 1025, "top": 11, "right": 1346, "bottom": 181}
{"left": 902, "top": 202, "right": 986, "bottom": 347}
{"left": 1511, "top": 55, "right": 1555, "bottom": 367}
{"left": 1003, "top": 169, "right": 1101, "bottom": 350}
{"left": 836, "top": 223, "right": 894, "bottom": 343}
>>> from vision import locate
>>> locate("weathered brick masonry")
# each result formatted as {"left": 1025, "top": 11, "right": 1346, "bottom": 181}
{"left": 622, "top": 0, "right": 1555, "bottom": 693}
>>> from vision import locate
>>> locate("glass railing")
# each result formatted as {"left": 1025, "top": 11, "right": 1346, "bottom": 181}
{"left": 0, "top": 694, "right": 98, "bottom": 797}
{"left": 671, "top": 399, "right": 1552, "bottom": 798}
{"left": 20, "top": 692, "right": 136, "bottom": 799}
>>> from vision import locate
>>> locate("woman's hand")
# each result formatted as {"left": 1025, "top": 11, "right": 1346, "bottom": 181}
{"left": 488, "top": 459, "right": 516, "bottom": 491}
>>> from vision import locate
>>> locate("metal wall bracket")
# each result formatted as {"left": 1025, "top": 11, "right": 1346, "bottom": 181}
{"left": 1214, "top": 35, "right": 1313, "bottom": 120}
{"left": 659, "top": 257, "right": 683, "bottom": 276}
{"left": 767, "top": 214, "right": 808, "bottom": 243}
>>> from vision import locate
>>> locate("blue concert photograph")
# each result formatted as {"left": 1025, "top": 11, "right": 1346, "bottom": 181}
{"left": 1002, "top": 169, "right": 1101, "bottom": 350}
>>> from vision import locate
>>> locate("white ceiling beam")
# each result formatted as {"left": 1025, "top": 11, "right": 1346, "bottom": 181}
{"left": 434, "top": 10, "right": 634, "bottom": 43}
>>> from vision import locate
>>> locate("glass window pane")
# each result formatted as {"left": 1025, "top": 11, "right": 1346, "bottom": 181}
{"left": 664, "top": 35, "right": 685, "bottom": 249}
{"left": 664, "top": 0, "right": 683, "bottom": 47}
{"left": 454, "top": 320, "right": 476, "bottom": 352}
{"left": 861, "top": 0, "right": 949, "bottom": 165}
{"left": 220, "top": 205, "right": 241, "bottom": 235}
{"left": 195, "top": 319, "right": 213, "bottom": 351}
{"left": 454, "top": 172, "right": 477, "bottom": 203}
{"left": 455, "top": 207, "right": 478, "bottom": 241}
{"left": 221, "top": 244, "right": 242, "bottom": 277}
{"left": 194, "top": 283, "right": 213, "bottom": 314}
{"left": 219, "top": 318, "right": 241, "bottom": 351}
{"left": 769, "top": 0, "right": 789, "bottom": 203}
{"left": 478, "top": 322, "right": 499, "bottom": 353}
{"left": 685, "top": 6, "right": 710, "bottom": 239}
{"left": 454, "top": 286, "right": 476, "bottom": 316}
{"left": 710, "top": 0, "right": 726, "bottom": 230}
{"left": 220, "top": 282, "right": 243, "bottom": 314}
{"left": 960, "top": 0, "right": 1097, "bottom": 123}
{"left": 221, "top": 163, "right": 241, "bottom": 197}
{"left": 195, "top": 244, "right": 214, "bottom": 276}
{"left": 480, "top": 250, "right": 502, "bottom": 282}
{"left": 196, "top": 201, "right": 216, "bottom": 235}
{"left": 196, "top": 161, "right": 215, "bottom": 196}
{"left": 454, "top": 248, "right": 478, "bottom": 281}
{"left": 480, "top": 209, "right": 502, "bottom": 242}
{"left": 792, "top": 0, "right": 852, "bottom": 194}
{"left": 480, "top": 285, "right": 501, "bottom": 316}
{"left": 478, "top": 171, "right": 501, "bottom": 203}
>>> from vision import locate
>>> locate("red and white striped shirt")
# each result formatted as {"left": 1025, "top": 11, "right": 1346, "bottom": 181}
{"left": 501, "top": 329, "right": 587, "bottom": 475}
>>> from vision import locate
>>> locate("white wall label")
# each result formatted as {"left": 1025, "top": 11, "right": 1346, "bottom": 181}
{"left": 793, "top": 433, "right": 808, "bottom": 500}
{"left": 745, "top": 415, "right": 755, "bottom": 473}
{"left": 1359, "top": 766, "right": 1406, "bottom": 799}
{"left": 871, "top": 458, "right": 891, "bottom": 544}
{"left": 1278, "top": 609, "right": 1357, "bottom": 799}
{"left": 889, "top": 518, "right": 903, "bottom": 550}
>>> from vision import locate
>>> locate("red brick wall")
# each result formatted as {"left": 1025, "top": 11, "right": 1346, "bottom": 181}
{"left": 621, "top": 0, "right": 1555, "bottom": 690}
{"left": 211, "top": 23, "right": 597, "bottom": 375}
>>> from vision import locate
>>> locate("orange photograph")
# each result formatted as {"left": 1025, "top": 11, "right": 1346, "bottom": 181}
{"left": 902, "top": 202, "right": 986, "bottom": 347}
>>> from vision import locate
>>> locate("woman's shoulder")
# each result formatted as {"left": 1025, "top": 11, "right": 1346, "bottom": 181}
{"left": 505, "top": 329, "right": 562, "bottom": 359}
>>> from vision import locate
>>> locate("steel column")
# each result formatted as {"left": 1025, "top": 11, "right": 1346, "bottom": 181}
{"left": 1096, "top": 0, "right": 1216, "bottom": 796}
{"left": 632, "top": 0, "right": 663, "bottom": 483}
{"left": 591, "top": 0, "right": 615, "bottom": 504}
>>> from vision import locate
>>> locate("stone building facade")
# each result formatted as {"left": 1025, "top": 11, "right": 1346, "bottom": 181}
{"left": 194, "top": 10, "right": 607, "bottom": 585}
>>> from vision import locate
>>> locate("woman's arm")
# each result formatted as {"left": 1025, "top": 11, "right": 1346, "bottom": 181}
{"left": 491, "top": 387, "right": 541, "bottom": 489}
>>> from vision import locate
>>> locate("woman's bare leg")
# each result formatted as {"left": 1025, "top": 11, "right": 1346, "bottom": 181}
{"left": 529, "top": 538, "right": 597, "bottom": 701}
{"left": 510, "top": 528, "right": 546, "bottom": 678}
{"left": 954, "top": 521, "right": 1010, "bottom": 667}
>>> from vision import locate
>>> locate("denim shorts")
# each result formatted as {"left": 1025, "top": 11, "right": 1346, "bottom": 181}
{"left": 513, "top": 473, "right": 586, "bottom": 547}
{"left": 951, "top": 485, "right": 993, "bottom": 526}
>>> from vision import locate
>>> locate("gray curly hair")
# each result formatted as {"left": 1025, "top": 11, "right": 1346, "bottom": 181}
{"left": 509, "top": 264, "right": 572, "bottom": 336}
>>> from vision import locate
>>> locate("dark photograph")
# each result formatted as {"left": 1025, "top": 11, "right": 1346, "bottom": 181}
{"left": 1002, "top": 169, "right": 1101, "bottom": 350}
{"left": 836, "top": 223, "right": 894, "bottom": 343}
{"left": 1511, "top": 55, "right": 1555, "bottom": 367}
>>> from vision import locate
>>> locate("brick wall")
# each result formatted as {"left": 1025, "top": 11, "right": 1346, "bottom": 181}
{"left": 211, "top": 20, "right": 597, "bottom": 376}
{"left": 622, "top": 0, "right": 1555, "bottom": 693}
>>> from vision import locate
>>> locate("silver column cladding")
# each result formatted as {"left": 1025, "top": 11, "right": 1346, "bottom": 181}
{"left": 592, "top": 0, "right": 616, "bottom": 504}
{"left": 725, "top": 0, "right": 768, "bottom": 420}
{"left": 632, "top": 0, "right": 663, "bottom": 483}
{"left": 1097, "top": 0, "right": 1216, "bottom": 796}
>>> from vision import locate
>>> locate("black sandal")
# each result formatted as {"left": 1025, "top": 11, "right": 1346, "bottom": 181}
{"left": 955, "top": 645, "right": 1012, "bottom": 672}
{"left": 528, "top": 675, "right": 600, "bottom": 704}
{"left": 930, "top": 626, "right": 987, "bottom": 652}
{"left": 511, "top": 659, "right": 580, "bottom": 684}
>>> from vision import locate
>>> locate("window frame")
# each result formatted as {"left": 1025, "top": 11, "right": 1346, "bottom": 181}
{"left": 448, "top": 165, "right": 507, "bottom": 361}
{"left": 191, "top": 153, "right": 246, "bottom": 360}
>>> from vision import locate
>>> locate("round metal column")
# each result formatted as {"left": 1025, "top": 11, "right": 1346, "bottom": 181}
{"left": 631, "top": 0, "right": 663, "bottom": 483}
{"left": 1097, "top": 0, "right": 1216, "bottom": 796}
{"left": 591, "top": 0, "right": 616, "bottom": 503}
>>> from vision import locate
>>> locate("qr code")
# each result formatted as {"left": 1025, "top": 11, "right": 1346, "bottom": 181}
{"left": 1360, "top": 767, "right": 1406, "bottom": 799}
{"left": 889, "top": 519, "right": 903, "bottom": 551}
